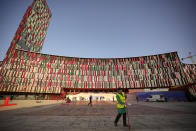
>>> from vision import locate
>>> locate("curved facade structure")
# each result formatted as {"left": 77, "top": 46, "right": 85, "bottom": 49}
{"left": 0, "top": 49, "right": 193, "bottom": 94}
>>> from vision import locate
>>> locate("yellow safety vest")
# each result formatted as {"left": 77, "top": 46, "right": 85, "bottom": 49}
{"left": 116, "top": 92, "right": 126, "bottom": 108}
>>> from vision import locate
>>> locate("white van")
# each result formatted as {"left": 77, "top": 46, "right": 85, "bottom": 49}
{"left": 146, "top": 94, "right": 167, "bottom": 102}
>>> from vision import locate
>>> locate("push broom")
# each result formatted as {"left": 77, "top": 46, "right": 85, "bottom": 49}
{"left": 126, "top": 94, "right": 131, "bottom": 130}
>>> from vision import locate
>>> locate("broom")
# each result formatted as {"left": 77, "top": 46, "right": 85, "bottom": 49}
{"left": 126, "top": 94, "right": 131, "bottom": 130}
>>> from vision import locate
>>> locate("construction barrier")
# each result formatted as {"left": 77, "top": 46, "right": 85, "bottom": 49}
{"left": 0, "top": 96, "right": 17, "bottom": 107}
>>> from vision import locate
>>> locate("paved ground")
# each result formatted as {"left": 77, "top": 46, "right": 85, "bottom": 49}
{"left": 0, "top": 101, "right": 196, "bottom": 131}
{"left": 0, "top": 100, "right": 64, "bottom": 111}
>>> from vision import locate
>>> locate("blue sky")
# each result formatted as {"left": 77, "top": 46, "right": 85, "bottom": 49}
{"left": 0, "top": 0, "right": 196, "bottom": 64}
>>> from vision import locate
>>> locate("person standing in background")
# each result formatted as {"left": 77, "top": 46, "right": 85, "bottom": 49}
{"left": 88, "top": 95, "right": 93, "bottom": 106}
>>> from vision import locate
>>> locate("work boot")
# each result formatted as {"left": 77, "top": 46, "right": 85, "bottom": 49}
{"left": 114, "top": 122, "right": 117, "bottom": 127}
{"left": 123, "top": 124, "right": 128, "bottom": 127}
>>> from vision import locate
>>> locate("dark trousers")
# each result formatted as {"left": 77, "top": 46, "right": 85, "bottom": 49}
{"left": 114, "top": 113, "right": 127, "bottom": 126}
{"left": 88, "top": 100, "right": 92, "bottom": 106}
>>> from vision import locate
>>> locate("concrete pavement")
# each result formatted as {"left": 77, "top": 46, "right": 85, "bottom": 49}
{"left": 0, "top": 102, "right": 196, "bottom": 131}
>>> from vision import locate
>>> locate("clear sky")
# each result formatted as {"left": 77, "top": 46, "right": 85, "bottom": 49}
{"left": 0, "top": 0, "right": 196, "bottom": 64}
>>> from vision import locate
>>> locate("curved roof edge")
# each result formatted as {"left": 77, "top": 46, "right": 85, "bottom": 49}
{"left": 15, "top": 49, "right": 178, "bottom": 60}
{"left": 181, "top": 62, "right": 196, "bottom": 65}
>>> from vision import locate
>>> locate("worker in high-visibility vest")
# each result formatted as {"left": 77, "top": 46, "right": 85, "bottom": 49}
{"left": 114, "top": 88, "right": 128, "bottom": 127}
